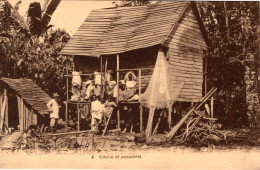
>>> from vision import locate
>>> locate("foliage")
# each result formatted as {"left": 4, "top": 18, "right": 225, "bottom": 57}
{"left": 0, "top": 0, "right": 71, "bottom": 104}
{"left": 197, "top": 1, "right": 259, "bottom": 127}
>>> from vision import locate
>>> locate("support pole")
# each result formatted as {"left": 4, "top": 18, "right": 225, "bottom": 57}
{"left": 65, "top": 56, "right": 69, "bottom": 132}
{"left": 101, "top": 56, "right": 108, "bottom": 99}
{"left": 205, "top": 54, "right": 208, "bottom": 95}
{"left": 116, "top": 54, "right": 120, "bottom": 129}
{"left": 139, "top": 69, "right": 143, "bottom": 132}
{"left": 211, "top": 96, "right": 214, "bottom": 118}
{"left": 65, "top": 101, "right": 68, "bottom": 132}
{"left": 168, "top": 104, "right": 172, "bottom": 130}
{"left": 77, "top": 103, "right": 80, "bottom": 131}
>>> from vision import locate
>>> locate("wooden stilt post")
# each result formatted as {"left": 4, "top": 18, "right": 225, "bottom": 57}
{"left": 168, "top": 104, "right": 172, "bottom": 130}
{"left": 65, "top": 56, "right": 69, "bottom": 132}
{"left": 146, "top": 106, "right": 155, "bottom": 137}
{"left": 139, "top": 69, "right": 143, "bottom": 132}
{"left": 65, "top": 101, "right": 68, "bottom": 132}
{"left": 101, "top": 56, "right": 108, "bottom": 99}
{"left": 116, "top": 54, "right": 120, "bottom": 129}
{"left": 5, "top": 95, "right": 8, "bottom": 131}
{"left": 77, "top": 103, "right": 80, "bottom": 131}
{"left": 211, "top": 96, "right": 214, "bottom": 118}
{"left": 153, "top": 110, "right": 164, "bottom": 135}
{"left": 205, "top": 54, "right": 208, "bottom": 95}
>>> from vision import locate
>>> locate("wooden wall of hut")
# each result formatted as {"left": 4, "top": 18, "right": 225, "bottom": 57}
{"left": 17, "top": 96, "right": 37, "bottom": 132}
{"left": 0, "top": 88, "right": 8, "bottom": 133}
{"left": 166, "top": 7, "right": 207, "bottom": 102}
{"left": 74, "top": 56, "right": 100, "bottom": 81}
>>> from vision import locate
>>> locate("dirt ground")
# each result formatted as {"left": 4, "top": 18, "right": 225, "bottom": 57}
{"left": 0, "top": 128, "right": 260, "bottom": 169}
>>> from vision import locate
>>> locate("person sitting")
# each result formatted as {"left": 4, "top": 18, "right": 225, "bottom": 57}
{"left": 71, "top": 71, "right": 82, "bottom": 101}
{"left": 107, "top": 76, "right": 116, "bottom": 97}
{"left": 85, "top": 79, "right": 95, "bottom": 100}
{"left": 104, "top": 95, "right": 117, "bottom": 119}
{"left": 125, "top": 73, "right": 136, "bottom": 96}
{"left": 91, "top": 95, "right": 104, "bottom": 131}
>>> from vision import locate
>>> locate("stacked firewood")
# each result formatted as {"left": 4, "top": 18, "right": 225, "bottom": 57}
{"left": 173, "top": 110, "right": 225, "bottom": 146}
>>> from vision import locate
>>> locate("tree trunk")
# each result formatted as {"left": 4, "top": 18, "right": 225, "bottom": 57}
{"left": 245, "top": 54, "right": 260, "bottom": 127}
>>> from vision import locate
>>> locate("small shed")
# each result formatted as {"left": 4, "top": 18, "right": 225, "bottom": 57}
{"left": 0, "top": 78, "right": 52, "bottom": 133}
{"left": 60, "top": 1, "right": 208, "bottom": 132}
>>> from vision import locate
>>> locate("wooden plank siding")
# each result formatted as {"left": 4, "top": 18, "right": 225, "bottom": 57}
{"left": 167, "top": 8, "right": 206, "bottom": 102}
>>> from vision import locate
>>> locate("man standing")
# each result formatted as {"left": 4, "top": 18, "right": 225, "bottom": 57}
{"left": 47, "top": 93, "right": 60, "bottom": 133}
{"left": 91, "top": 95, "right": 104, "bottom": 131}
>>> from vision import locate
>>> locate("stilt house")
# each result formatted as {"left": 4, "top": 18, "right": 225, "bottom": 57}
{"left": 60, "top": 1, "right": 208, "bottom": 132}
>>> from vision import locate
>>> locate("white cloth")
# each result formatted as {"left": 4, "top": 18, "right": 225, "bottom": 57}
{"left": 72, "top": 71, "right": 82, "bottom": 87}
{"left": 91, "top": 100, "right": 104, "bottom": 120}
{"left": 124, "top": 71, "right": 137, "bottom": 81}
{"left": 94, "top": 72, "right": 102, "bottom": 85}
{"left": 47, "top": 99, "right": 59, "bottom": 119}
{"left": 85, "top": 83, "right": 94, "bottom": 99}
{"left": 126, "top": 80, "right": 136, "bottom": 90}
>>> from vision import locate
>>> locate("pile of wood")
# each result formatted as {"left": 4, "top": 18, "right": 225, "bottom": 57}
{"left": 173, "top": 110, "right": 225, "bottom": 145}
{"left": 165, "top": 88, "right": 226, "bottom": 146}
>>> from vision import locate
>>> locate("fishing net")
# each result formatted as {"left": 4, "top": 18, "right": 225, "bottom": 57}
{"left": 140, "top": 49, "right": 184, "bottom": 109}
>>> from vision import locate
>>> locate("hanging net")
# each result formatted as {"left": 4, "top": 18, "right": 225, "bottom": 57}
{"left": 140, "top": 49, "right": 184, "bottom": 109}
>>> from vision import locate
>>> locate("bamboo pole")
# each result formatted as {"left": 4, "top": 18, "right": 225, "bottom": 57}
{"left": 65, "top": 101, "right": 68, "bottom": 132}
{"left": 139, "top": 69, "right": 143, "bottom": 132}
{"left": 153, "top": 110, "right": 164, "bottom": 135}
{"left": 146, "top": 106, "right": 155, "bottom": 137}
{"left": 0, "top": 89, "right": 7, "bottom": 132}
{"left": 101, "top": 57, "right": 108, "bottom": 99}
{"left": 116, "top": 68, "right": 154, "bottom": 72}
{"left": 77, "top": 103, "right": 80, "bottom": 131}
{"left": 168, "top": 105, "right": 172, "bottom": 130}
{"left": 166, "top": 88, "right": 217, "bottom": 140}
{"left": 205, "top": 54, "right": 208, "bottom": 95}
{"left": 5, "top": 95, "right": 8, "bottom": 131}
{"left": 211, "top": 96, "right": 214, "bottom": 118}
{"left": 116, "top": 54, "right": 120, "bottom": 129}
{"left": 102, "top": 114, "right": 112, "bottom": 136}
{"left": 65, "top": 57, "right": 69, "bottom": 132}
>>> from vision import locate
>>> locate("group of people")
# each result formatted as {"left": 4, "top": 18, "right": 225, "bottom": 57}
{"left": 71, "top": 70, "right": 139, "bottom": 102}
{"left": 45, "top": 71, "right": 140, "bottom": 133}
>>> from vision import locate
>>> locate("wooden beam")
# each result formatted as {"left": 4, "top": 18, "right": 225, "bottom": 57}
{"left": 101, "top": 56, "right": 108, "bottom": 99}
{"left": 65, "top": 101, "right": 68, "bottom": 132}
{"left": 168, "top": 105, "right": 172, "bottom": 130}
{"left": 204, "top": 52, "right": 208, "bottom": 95}
{"left": 0, "top": 89, "right": 7, "bottom": 132}
{"left": 139, "top": 69, "right": 143, "bottom": 132}
{"left": 166, "top": 88, "right": 217, "bottom": 140}
{"left": 153, "top": 110, "right": 164, "bottom": 135}
{"left": 116, "top": 68, "right": 154, "bottom": 72}
{"left": 211, "top": 96, "right": 214, "bottom": 118}
{"left": 5, "top": 94, "right": 8, "bottom": 131}
{"left": 116, "top": 54, "right": 120, "bottom": 129}
{"left": 77, "top": 103, "right": 80, "bottom": 131}
{"left": 65, "top": 56, "right": 69, "bottom": 132}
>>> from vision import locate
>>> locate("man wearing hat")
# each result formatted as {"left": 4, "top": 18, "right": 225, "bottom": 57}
{"left": 47, "top": 93, "right": 60, "bottom": 132}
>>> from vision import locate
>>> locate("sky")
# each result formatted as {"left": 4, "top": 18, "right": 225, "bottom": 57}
{"left": 9, "top": 0, "right": 114, "bottom": 35}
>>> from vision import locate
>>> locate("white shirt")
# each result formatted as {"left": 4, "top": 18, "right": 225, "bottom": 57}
{"left": 126, "top": 80, "right": 136, "bottom": 90}
{"left": 72, "top": 71, "right": 82, "bottom": 87}
{"left": 91, "top": 100, "right": 104, "bottom": 120}
{"left": 47, "top": 99, "right": 59, "bottom": 119}
{"left": 94, "top": 72, "right": 102, "bottom": 85}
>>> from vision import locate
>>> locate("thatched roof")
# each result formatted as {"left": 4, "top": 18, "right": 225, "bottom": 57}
{"left": 60, "top": 1, "right": 192, "bottom": 57}
{"left": 1, "top": 78, "right": 52, "bottom": 115}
